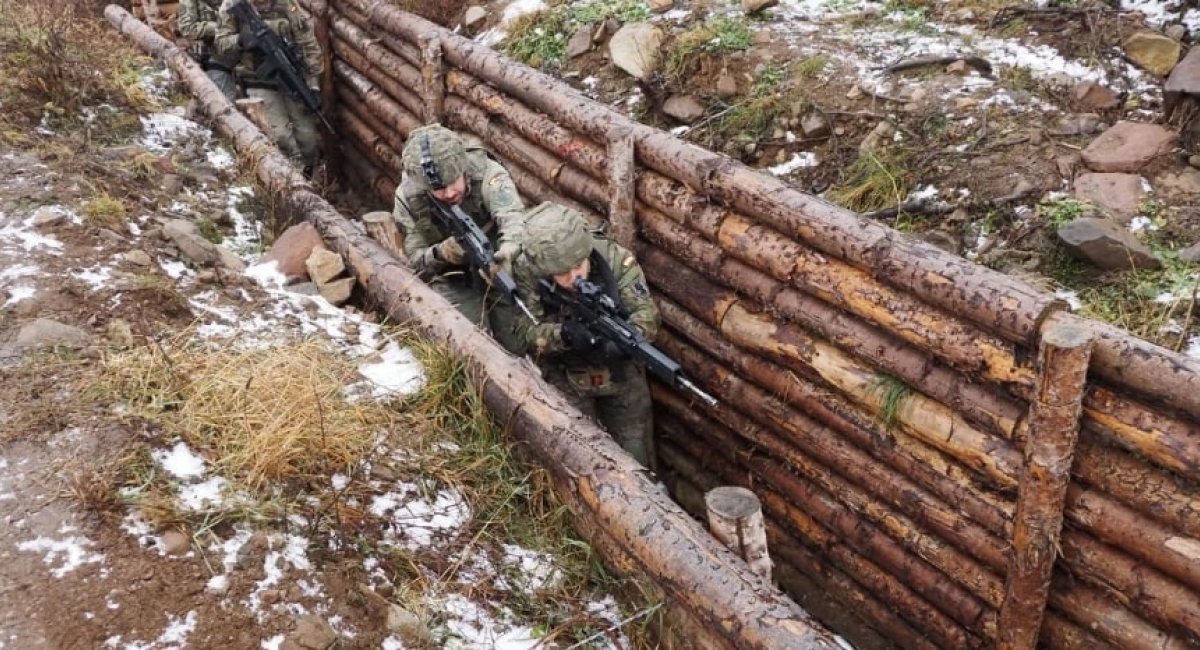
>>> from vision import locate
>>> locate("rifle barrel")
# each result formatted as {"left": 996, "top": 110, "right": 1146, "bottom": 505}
{"left": 677, "top": 376, "right": 719, "bottom": 408}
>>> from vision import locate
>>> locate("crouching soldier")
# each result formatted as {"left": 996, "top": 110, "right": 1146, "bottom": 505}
{"left": 215, "top": 0, "right": 322, "bottom": 170}
{"left": 394, "top": 124, "right": 526, "bottom": 354}
{"left": 511, "top": 202, "right": 660, "bottom": 468}
{"left": 178, "top": 0, "right": 239, "bottom": 101}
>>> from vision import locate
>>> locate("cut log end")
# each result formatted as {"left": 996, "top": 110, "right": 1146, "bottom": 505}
{"left": 706, "top": 486, "right": 763, "bottom": 519}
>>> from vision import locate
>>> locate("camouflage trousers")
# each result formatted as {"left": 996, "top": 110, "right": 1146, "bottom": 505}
{"left": 430, "top": 275, "right": 524, "bottom": 356}
{"left": 246, "top": 87, "right": 319, "bottom": 168}
{"left": 544, "top": 362, "right": 655, "bottom": 469}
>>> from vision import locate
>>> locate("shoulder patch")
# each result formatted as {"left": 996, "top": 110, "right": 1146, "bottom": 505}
{"left": 488, "top": 175, "right": 504, "bottom": 188}
{"left": 632, "top": 280, "right": 649, "bottom": 297}
{"left": 622, "top": 254, "right": 636, "bottom": 268}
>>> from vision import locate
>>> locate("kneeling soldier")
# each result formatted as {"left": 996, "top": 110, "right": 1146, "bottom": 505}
{"left": 512, "top": 202, "right": 660, "bottom": 468}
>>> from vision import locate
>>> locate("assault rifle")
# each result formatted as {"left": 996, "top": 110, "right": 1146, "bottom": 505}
{"left": 539, "top": 277, "right": 719, "bottom": 407}
{"left": 226, "top": 0, "right": 333, "bottom": 132}
{"left": 425, "top": 194, "right": 539, "bottom": 324}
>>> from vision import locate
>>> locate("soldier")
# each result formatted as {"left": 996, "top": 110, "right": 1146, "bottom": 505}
{"left": 178, "top": 0, "right": 238, "bottom": 101}
{"left": 394, "top": 124, "right": 525, "bottom": 353}
{"left": 511, "top": 202, "right": 660, "bottom": 468}
{"left": 215, "top": 0, "right": 322, "bottom": 169}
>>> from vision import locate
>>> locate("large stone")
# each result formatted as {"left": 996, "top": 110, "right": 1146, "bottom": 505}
{"left": 649, "top": 0, "right": 674, "bottom": 12}
{"left": 1051, "top": 113, "right": 1104, "bottom": 136}
{"left": 1073, "top": 173, "right": 1145, "bottom": 223}
{"left": 715, "top": 73, "right": 738, "bottom": 99}
{"left": 462, "top": 6, "right": 487, "bottom": 32}
{"left": 1081, "top": 121, "right": 1177, "bottom": 173}
{"left": 282, "top": 615, "right": 338, "bottom": 650}
{"left": 14, "top": 319, "right": 92, "bottom": 350}
{"left": 124, "top": 250, "right": 154, "bottom": 267}
{"left": 216, "top": 246, "right": 247, "bottom": 272}
{"left": 1153, "top": 167, "right": 1200, "bottom": 202}
{"left": 1165, "top": 48, "right": 1200, "bottom": 118}
{"left": 1070, "top": 81, "right": 1120, "bottom": 111}
{"left": 566, "top": 26, "right": 592, "bottom": 59}
{"left": 261, "top": 222, "right": 326, "bottom": 283}
{"left": 662, "top": 95, "right": 706, "bottom": 123}
{"left": 318, "top": 277, "right": 356, "bottom": 306}
{"left": 1123, "top": 31, "right": 1182, "bottom": 76}
{"left": 305, "top": 248, "right": 345, "bottom": 285}
{"left": 609, "top": 23, "right": 663, "bottom": 80}
{"left": 742, "top": 0, "right": 778, "bottom": 11}
{"left": 162, "top": 219, "right": 220, "bottom": 267}
{"left": 31, "top": 205, "right": 70, "bottom": 227}
{"left": 800, "top": 111, "right": 831, "bottom": 139}
{"left": 1057, "top": 217, "right": 1161, "bottom": 271}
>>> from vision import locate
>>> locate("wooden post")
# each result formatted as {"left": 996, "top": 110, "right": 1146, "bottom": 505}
{"left": 418, "top": 31, "right": 445, "bottom": 125}
{"left": 705, "top": 486, "right": 773, "bottom": 579}
{"left": 361, "top": 211, "right": 404, "bottom": 259}
{"left": 997, "top": 322, "right": 1096, "bottom": 650}
{"left": 235, "top": 97, "right": 272, "bottom": 135}
{"left": 606, "top": 126, "right": 636, "bottom": 248}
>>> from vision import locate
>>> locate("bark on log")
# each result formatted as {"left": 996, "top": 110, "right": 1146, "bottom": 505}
{"left": 1083, "top": 384, "right": 1200, "bottom": 484}
{"left": 337, "top": 86, "right": 406, "bottom": 159}
{"left": 331, "top": 33, "right": 425, "bottom": 120}
{"left": 340, "top": 139, "right": 395, "bottom": 202}
{"left": 705, "top": 486, "right": 773, "bottom": 579}
{"left": 607, "top": 126, "right": 637, "bottom": 247}
{"left": 235, "top": 97, "right": 271, "bottom": 134}
{"left": 418, "top": 31, "right": 444, "bottom": 124}
{"left": 657, "top": 437, "right": 944, "bottom": 650}
{"left": 361, "top": 211, "right": 403, "bottom": 258}
{"left": 104, "top": 10, "right": 844, "bottom": 647}
{"left": 998, "top": 323, "right": 1095, "bottom": 650}
{"left": 657, "top": 420, "right": 983, "bottom": 650}
{"left": 339, "top": 103, "right": 402, "bottom": 175}
{"left": 330, "top": 13, "right": 423, "bottom": 92}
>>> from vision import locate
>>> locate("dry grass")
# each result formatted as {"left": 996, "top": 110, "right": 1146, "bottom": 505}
{"left": 96, "top": 336, "right": 396, "bottom": 490}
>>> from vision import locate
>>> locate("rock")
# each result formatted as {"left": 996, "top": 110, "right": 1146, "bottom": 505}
{"left": 235, "top": 532, "right": 269, "bottom": 570}
{"left": 286, "top": 282, "right": 320, "bottom": 296}
{"left": 1052, "top": 113, "right": 1104, "bottom": 136}
{"left": 305, "top": 249, "right": 345, "bottom": 285}
{"left": 1081, "top": 121, "right": 1177, "bottom": 173}
{"left": 1192, "top": 155, "right": 1200, "bottom": 169}
{"left": 260, "top": 222, "right": 326, "bottom": 282}
{"left": 715, "top": 73, "right": 738, "bottom": 99}
{"left": 283, "top": 615, "right": 338, "bottom": 650}
{"left": 14, "top": 319, "right": 92, "bottom": 351}
{"left": 566, "top": 27, "right": 592, "bottom": 59}
{"left": 162, "top": 219, "right": 220, "bottom": 267}
{"left": 216, "top": 246, "right": 246, "bottom": 272}
{"left": 161, "top": 174, "right": 184, "bottom": 198}
{"left": 98, "top": 228, "right": 125, "bottom": 243}
{"left": 609, "top": 23, "right": 663, "bottom": 80}
{"left": 1166, "top": 24, "right": 1188, "bottom": 41}
{"left": 920, "top": 230, "right": 962, "bottom": 255}
{"left": 1071, "top": 81, "right": 1120, "bottom": 111}
{"left": 1073, "top": 173, "right": 1145, "bottom": 223}
{"left": 951, "top": 8, "right": 975, "bottom": 21}
{"left": 1166, "top": 48, "right": 1200, "bottom": 114}
{"left": 859, "top": 121, "right": 895, "bottom": 154}
{"left": 846, "top": 85, "right": 864, "bottom": 100}
{"left": 105, "top": 319, "right": 134, "bottom": 348}
{"left": 1152, "top": 167, "right": 1200, "bottom": 201}
{"left": 1123, "top": 31, "right": 1181, "bottom": 76}
{"left": 1057, "top": 153, "right": 1081, "bottom": 179}
{"left": 1057, "top": 217, "right": 1161, "bottom": 270}
{"left": 946, "top": 59, "right": 969, "bottom": 75}
{"left": 462, "top": 6, "right": 487, "bottom": 32}
{"left": 30, "top": 205, "right": 69, "bottom": 227}
{"left": 1179, "top": 242, "right": 1200, "bottom": 264}
{"left": 742, "top": 0, "right": 778, "bottom": 12}
{"left": 662, "top": 95, "right": 706, "bottom": 123}
{"left": 388, "top": 603, "right": 431, "bottom": 642}
{"left": 319, "top": 278, "right": 356, "bottom": 306}
{"left": 162, "top": 530, "right": 191, "bottom": 556}
{"left": 196, "top": 269, "right": 218, "bottom": 285}
{"left": 649, "top": 0, "right": 674, "bottom": 12}
{"left": 800, "top": 111, "right": 830, "bottom": 139}
{"left": 124, "top": 250, "right": 154, "bottom": 267}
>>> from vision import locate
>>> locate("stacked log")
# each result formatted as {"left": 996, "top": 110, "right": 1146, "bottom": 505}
{"left": 292, "top": 1, "right": 1200, "bottom": 647}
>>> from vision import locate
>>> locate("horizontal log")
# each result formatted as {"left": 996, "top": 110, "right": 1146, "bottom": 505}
{"left": 339, "top": 102, "right": 402, "bottom": 175}
{"left": 337, "top": 86, "right": 406, "bottom": 156}
{"left": 656, "top": 435, "right": 945, "bottom": 650}
{"left": 331, "top": 34, "right": 425, "bottom": 121}
{"left": 1084, "top": 384, "right": 1200, "bottom": 484}
{"left": 339, "top": 139, "right": 395, "bottom": 202}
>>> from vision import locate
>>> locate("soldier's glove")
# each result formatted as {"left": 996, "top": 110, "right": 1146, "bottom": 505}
{"left": 598, "top": 340, "right": 626, "bottom": 362}
{"left": 493, "top": 241, "right": 520, "bottom": 275}
{"left": 560, "top": 318, "right": 598, "bottom": 353}
{"left": 236, "top": 25, "right": 257, "bottom": 49}
{"left": 432, "top": 237, "right": 465, "bottom": 265}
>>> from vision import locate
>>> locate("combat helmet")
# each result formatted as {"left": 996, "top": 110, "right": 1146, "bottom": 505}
{"left": 401, "top": 124, "right": 467, "bottom": 189}
{"left": 522, "top": 202, "right": 594, "bottom": 277}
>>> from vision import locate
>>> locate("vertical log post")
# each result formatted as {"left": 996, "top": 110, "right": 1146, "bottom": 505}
{"left": 705, "top": 486, "right": 773, "bottom": 580}
{"left": 997, "top": 322, "right": 1096, "bottom": 649}
{"left": 606, "top": 126, "right": 636, "bottom": 248}
{"left": 361, "top": 211, "right": 404, "bottom": 259}
{"left": 419, "top": 32, "right": 445, "bottom": 125}
{"left": 309, "top": 0, "right": 340, "bottom": 172}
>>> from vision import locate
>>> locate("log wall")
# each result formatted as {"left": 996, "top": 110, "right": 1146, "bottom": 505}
{"left": 302, "top": 1, "right": 1200, "bottom": 647}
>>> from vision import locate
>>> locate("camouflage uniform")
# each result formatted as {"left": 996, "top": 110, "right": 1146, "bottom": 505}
{"left": 177, "top": 0, "right": 237, "bottom": 100}
{"left": 214, "top": 0, "right": 322, "bottom": 167}
{"left": 512, "top": 202, "right": 660, "bottom": 467}
{"left": 394, "top": 124, "right": 526, "bottom": 354}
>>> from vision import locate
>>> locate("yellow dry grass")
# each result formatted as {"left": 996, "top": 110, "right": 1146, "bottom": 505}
{"left": 97, "top": 336, "right": 400, "bottom": 490}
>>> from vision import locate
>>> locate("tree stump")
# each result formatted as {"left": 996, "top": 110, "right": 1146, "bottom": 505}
{"left": 361, "top": 211, "right": 404, "bottom": 259}
{"left": 705, "top": 486, "right": 773, "bottom": 579}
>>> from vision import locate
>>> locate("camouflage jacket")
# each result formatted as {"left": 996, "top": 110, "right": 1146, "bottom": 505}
{"left": 178, "top": 0, "right": 222, "bottom": 41}
{"left": 512, "top": 232, "right": 660, "bottom": 362}
{"left": 393, "top": 148, "right": 525, "bottom": 277}
{"left": 214, "top": 0, "right": 323, "bottom": 88}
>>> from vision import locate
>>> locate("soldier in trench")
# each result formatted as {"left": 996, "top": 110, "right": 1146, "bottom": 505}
{"left": 177, "top": 0, "right": 238, "bottom": 101}
{"left": 509, "top": 201, "right": 660, "bottom": 469}
{"left": 392, "top": 123, "right": 527, "bottom": 354}
{"left": 214, "top": 0, "right": 323, "bottom": 171}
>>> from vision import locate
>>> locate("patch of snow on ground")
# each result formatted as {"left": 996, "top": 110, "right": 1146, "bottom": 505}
{"left": 155, "top": 441, "right": 207, "bottom": 479}
{"left": 17, "top": 535, "right": 105, "bottom": 578}
{"left": 2, "top": 286, "right": 36, "bottom": 307}
{"left": 0, "top": 216, "right": 64, "bottom": 254}
{"left": 120, "top": 511, "right": 168, "bottom": 555}
{"left": 1186, "top": 336, "right": 1200, "bottom": 359}
{"left": 372, "top": 485, "right": 472, "bottom": 551}
{"left": 769, "top": 152, "right": 820, "bottom": 175}
{"left": 500, "top": 544, "right": 560, "bottom": 592}
{"left": 439, "top": 593, "right": 539, "bottom": 650}
{"left": 1123, "top": 0, "right": 1200, "bottom": 30}
{"left": 139, "top": 112, "right": 207, "bottom": 154}
{"left": 118, "top": 610, "right": 198, "bottom": 650}
{"left": 352, "top": 340, "right": 425, "bottom": 399}
{"left": 178, "top": 476, "right": 229, "bottom": 511}
{"left": 1055, "top": 289, "right": 1083, "bottom": 311}
{"left": 207, "top": 146, "right": 235, "bottom": 171}
{"left": 72, "top": 265, "right": 114, "bottom": 290}
{"left": 476, "top": 0, "right": 547, "bottom": 46}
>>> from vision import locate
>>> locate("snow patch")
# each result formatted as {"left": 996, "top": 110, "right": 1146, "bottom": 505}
{"left": 17, "top": 535, "right": 105, "bottom": 578}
